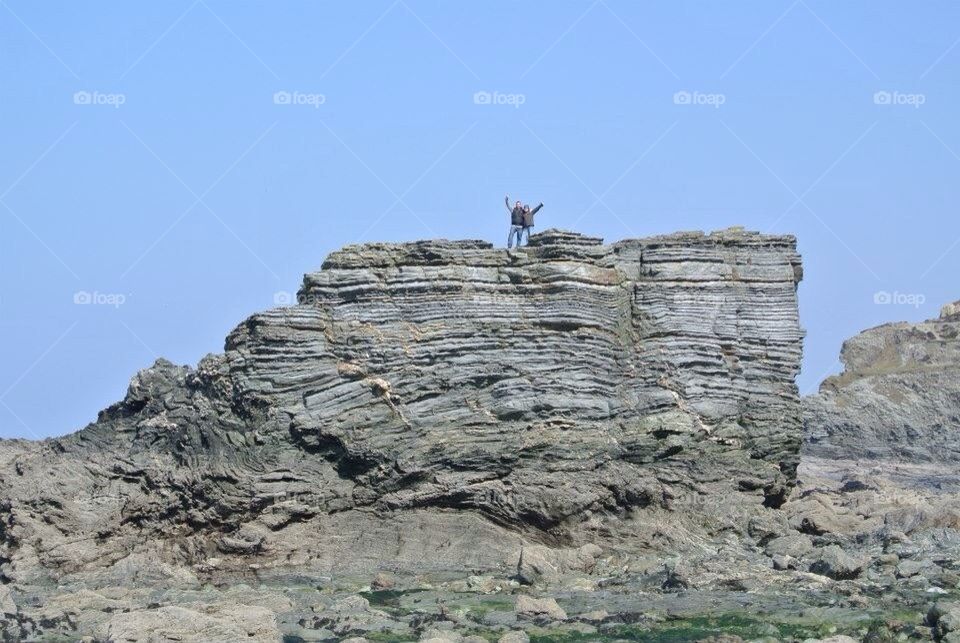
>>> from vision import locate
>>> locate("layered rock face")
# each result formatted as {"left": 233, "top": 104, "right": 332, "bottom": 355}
{"left": 287, "top": 228, "right": 804, "bottom": 520}
{"left": 804, "top": 301, "right": 960, "bottom": 473}
{"left": 0, "top": 228, "right": 808, "bottom": 640}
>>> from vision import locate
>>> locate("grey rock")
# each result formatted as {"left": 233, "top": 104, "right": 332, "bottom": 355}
{"left": 804, "top": 305, "right": 960, "bottom": 475}
{"left": 896, "top": 558, "right": 932, "bottom": 578}
{"left": 0, "top": 229, "right": 824, "bottom": 640}
{"left": 498, "top": 631, "right": 530, "bottom": 643}
{"left": 371, "top": 571, "right": 395, "bottom": 590}
{"left": 516, "top": 544, "right": 600, "bottom": 585}
{"left": 809, "top": 545, "right": 866, "bottom": 580}
{"left": 104, "top": 604, "right": 282, "bottom": 642}
{"left": 514, "top": 594, "right": 567, "bottom": 621}
{"left": 771, "top": 554, "right": 797, "bottom": 571}
{"left": 482, "top": 610, "right": 518, "bottom": 628}
{"left": 0, "top": 229, "right": 806, "bottom": 638}
{"left": 308, "top": 595, "right": 399, "bottom": 637}
{"left": 421, "top": 627, "right": 463, "bottom": 642}
{"left": 577, "top": 609, "right": 609, "bottom": 623}
{"left": 764, "top": 534, "right": 813, "bottom": 559}
{"left": 929, "top": 602, "right": 960, "bottom": 640}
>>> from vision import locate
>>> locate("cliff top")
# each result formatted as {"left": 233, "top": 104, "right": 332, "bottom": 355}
{"left": 319, "top": 227, "right": 800, "bottom": 271}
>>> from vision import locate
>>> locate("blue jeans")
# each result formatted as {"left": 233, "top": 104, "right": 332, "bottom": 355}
{"left": 521, "top": 226, "right": 532, "bottom": 244}
{"left": 507, "top": 225, "right": 523, "bottom": 248}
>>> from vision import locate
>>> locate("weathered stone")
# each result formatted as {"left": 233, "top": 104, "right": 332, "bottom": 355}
{"left": 309, "top": 595, "right": 399, "bottom": 637}
{"left": 764, "top": 534, "right": 813, "bottom": 559}
{"left": 516, "top": 544, "right": 600, "bottom": 585}
{"left": 771, "top": 554, "right": 797, "bottom": 571}
{"left": 371, "top": 571, "right": 395, "bottom": 590}
{"left": 498, "top": 631, "right": 530, "bottom": 643}
{"left": 809, "top": 545, "right": 866, "bottom": 580}
{"left": 0, "top": 229, "right": 807, "bottom": 638}
{"left": 578, "top": 609, "right": 609, "bottom": 622}
{"left": 929, "top": 602, "right": 960, "bottom": 641}
{"left": 420, "top": 628, "right": 462, "bottom": 642}
{"left": 896, "top": 559, "right": 932, "bottom": 578}
{"left": 804, "top": 305, "right": 960, "bottom": 472}
{"left": 104, "top": 604, "right": 281, "bottom": 642}
{"left": 514, "top": 594, "right": 567, "bottom": 621}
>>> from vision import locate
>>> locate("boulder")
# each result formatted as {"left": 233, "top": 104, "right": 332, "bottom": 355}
{"left": 371, "top": 572, "right": 395, "bottom": 590}
{"left": 764, "top": 534, "right": 814, "bottom": 559}
{"left": 928, "top": 602, "right": 960, "bottom": 641}
{"left": 514, "top": 595, "right": 567, "bottom": 621}
{"left": 104, "top": 604, "right": 281, "bottom": 642}
{"left": 310, "top": 595, "right": 399, "bottom": 637}
{"left": 516, "top": 544, "right": 601, "bottom": 584}
{"left": 809, "top": 545, "right": 867, "bottom": 580}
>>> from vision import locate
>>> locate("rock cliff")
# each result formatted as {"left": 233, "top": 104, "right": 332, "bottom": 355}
{"left": 4, "top": 229, "right": 960, "bottom": 642}
{"left": 804, "top": 300, "right": 960, "bottom": 481}
{"left": 0, "top": 228, "right": 809, "bottom": 640}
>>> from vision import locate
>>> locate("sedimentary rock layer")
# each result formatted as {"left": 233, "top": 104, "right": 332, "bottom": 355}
{"left": 0, "top": 228, "right": 803, "bottom": 592}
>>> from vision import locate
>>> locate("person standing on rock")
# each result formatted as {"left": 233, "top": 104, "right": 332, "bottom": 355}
{"left": 520, "top": 202, "right": 544, "bottom": 245}
{"left": 505, "top": 195, "right": 526, "bottom": 249}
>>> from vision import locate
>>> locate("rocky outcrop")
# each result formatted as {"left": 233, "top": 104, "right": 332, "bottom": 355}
{"left": 804, "top": 301, "right": 960, "bottom": 478}
{"left": 0, "top": 228, "right": 806, "bottom": 640}
{"left": 780, "top": 299, "right": 960, "bottom": 643}
{"left": 5, "top": 227, "right": 960, "bottom": 642}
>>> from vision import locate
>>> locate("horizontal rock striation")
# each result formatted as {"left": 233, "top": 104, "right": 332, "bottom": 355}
{"left": 287, "top": 228, "right": 805, "bottom": 519}
{"left": 0, "top": 228, "right": 804, "bottom": 638}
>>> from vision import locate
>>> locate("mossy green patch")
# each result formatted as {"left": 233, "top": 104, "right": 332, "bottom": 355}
{"left": 360, "top": 588, "right": 428, "bottom": 611}
{"left": 526, "top": 613, "right": 848, "bottom": 642}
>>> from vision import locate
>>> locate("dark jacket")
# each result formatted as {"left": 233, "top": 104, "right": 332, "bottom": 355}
{"left": 522, "top": 203, "right": 543, "bottom": 227}
{"left": 506, "top": 196, "right": 524, "bottom": 226}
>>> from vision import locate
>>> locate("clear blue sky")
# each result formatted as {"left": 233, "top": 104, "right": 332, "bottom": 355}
{"left": 1, "top": 1, "right": 958, "bottom": 439}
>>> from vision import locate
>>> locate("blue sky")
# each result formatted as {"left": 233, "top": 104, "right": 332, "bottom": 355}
{"left": 1, "top": 1, "right": 958, "bottom": 439}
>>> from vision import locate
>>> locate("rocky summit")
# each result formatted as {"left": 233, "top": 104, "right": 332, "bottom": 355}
{"left": 0, "top": 229, "right": 957, "bottom": 642}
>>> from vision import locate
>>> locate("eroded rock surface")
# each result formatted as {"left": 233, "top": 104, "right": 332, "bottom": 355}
{"left": 0, "top": 228, "right": 810, "bottom": 640}
{"left": 788, "top": 301, "right": 960, "bottom": 642}
{"left": 2, "top": 228, "right": 958, "bottom": 641}
{"left": 804, "top": 301, "right": 960, "bottom": 478}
